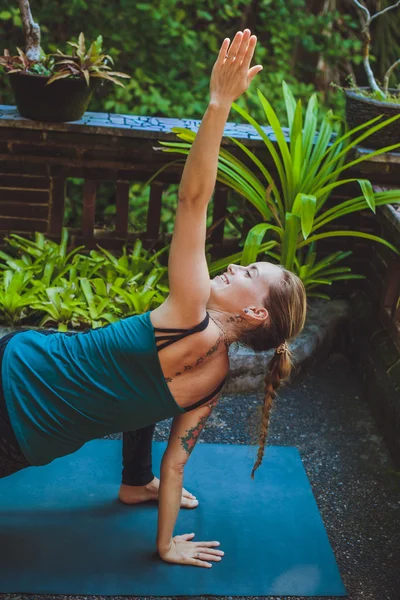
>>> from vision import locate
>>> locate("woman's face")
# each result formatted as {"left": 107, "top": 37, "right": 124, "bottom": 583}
{"left": 208, "top": 262, "right": 283, "bottom": 319}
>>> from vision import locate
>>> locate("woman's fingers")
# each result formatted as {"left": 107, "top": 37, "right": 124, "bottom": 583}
{"left": 192, "top": 558, "right": 213, "bottom": 568}
{"left": 226, "top": 30, "right": 243, "bottom": 59}
{"left": 247, "top": 64, "right": 263, "bottom": 84}
{"left": 195, "top": 551, "right": 222, "bottom": 562}
{"left": 191, "top": 546, "right": 224, "bottom": 568}
{"left": 241, "top": 35, "right": 258, "bottom": 72}
{"left": 216, "top": 38, "right": 230, "bottom": 66}
{"left": 236, "top": 29, "right": 251, "bottom": 63}
{"left": 193, "top": 540, "right": 221, "bottom": 547}
{"left": 179, "top": 532, "right": 196, "bottom": 541}
{"left": 195, "top": 546, "right": 224, "bottom": 557}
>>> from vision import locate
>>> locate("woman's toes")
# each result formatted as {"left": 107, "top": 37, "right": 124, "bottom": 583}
{"left": 182, "top": 487, "right": 196, "bottom": 499}
{"left": 182, "top": 497, "right": 199, "bottom": 509}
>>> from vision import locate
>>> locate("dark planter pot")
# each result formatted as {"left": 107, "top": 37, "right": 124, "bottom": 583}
{"left": 8, "top": 71, "right": 99, "bottom": 122}
{"left": 345, "top": 87, "right": 400, "bottom": 149}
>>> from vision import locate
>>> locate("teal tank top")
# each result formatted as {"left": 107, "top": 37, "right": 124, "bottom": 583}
{"left": 2, "top": 312, "right": 188, "bottom": 466}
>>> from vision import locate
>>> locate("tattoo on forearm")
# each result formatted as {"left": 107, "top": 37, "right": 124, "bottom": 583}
{"left": 179, "top": 399, "right": 218, "bottom": 455}
{"left": 163, "top": 333, "right": 224, "bottom": 384}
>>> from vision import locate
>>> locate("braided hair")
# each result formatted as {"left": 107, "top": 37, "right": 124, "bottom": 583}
{"left": 239, "top": 266, "right": 307, "bottom": 478}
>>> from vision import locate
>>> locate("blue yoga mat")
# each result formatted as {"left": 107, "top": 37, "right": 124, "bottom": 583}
{"left": 0, "top": 441, "right": 346, "bottom": 596}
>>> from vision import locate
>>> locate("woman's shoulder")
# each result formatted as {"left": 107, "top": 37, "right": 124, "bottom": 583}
{"left": 150, "top": 299, "right": 207, "bottom": 331}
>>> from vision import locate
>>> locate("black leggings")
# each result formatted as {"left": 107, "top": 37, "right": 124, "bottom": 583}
{"left": 0, "top": 330, "right": 155, "bottom": 485}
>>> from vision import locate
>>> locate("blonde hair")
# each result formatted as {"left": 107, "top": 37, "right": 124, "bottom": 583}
{"left": 239, "top": 266, "right": 307, "bottom": 478}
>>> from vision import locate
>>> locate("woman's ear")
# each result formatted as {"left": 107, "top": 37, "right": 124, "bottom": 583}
{"left": 244, "top": 306, "right": 269, "bottom": 323}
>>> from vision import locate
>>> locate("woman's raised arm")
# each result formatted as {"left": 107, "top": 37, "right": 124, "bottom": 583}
{"left": 178, "top": 30, "right": 262, "bottom": 204}
{"left": 157, "top": 30, "right": 263, "bottom": 323}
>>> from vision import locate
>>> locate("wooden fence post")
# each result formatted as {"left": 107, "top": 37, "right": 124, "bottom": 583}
{"left": 82, "top": 180, "right": 98, "bottom": 245}
{"left": 146, "top": 182, "right": 163, "bottom": 240}
{"left": 48, "top": 177, "right": 66, "bottom": 238}
{"left": 115, "top": 181, "right": 130, "bottom": 238}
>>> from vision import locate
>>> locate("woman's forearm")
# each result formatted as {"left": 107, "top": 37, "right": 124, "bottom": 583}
{"left": 156, "top": 462, "right": 184, "bottom": 553}
{"left": 178, "top": 100, "right": 231, "bottom": 204}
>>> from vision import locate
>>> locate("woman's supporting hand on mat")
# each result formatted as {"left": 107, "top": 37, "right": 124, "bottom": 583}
{"left": 209, "top": 29, "right": 263, "bottom": 108}
{"left": 158, "top": 533, "right": 224, "bottom": 568}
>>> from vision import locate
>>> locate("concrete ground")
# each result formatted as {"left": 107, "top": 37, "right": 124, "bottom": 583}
{"left": 1, "top": 351, "right": 399, "bottom": 600}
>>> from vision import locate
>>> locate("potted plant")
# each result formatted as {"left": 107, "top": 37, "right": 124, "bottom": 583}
{"left": 0, "top": 1, "right": 130, "bottom": 122}
{"left": 344, "top": 0, "right": 400, "bottom": 148}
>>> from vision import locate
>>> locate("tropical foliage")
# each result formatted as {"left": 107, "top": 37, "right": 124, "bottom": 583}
{"left": 159, "top": 82, "right": 400, "bottom": 298}
{"left": 0, "top": 0, "right": 364, "bottom": 120}
{"left": 0, "top": 230, "right": 169, "bottom": 329}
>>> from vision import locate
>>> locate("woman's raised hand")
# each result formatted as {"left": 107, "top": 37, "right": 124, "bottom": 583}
{"left": 209, "top": 29, "right": 262, "bottom": 107}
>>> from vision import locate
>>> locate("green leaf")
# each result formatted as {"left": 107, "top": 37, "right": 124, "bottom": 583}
{"left": 357, "top": 179, "right": 375, "bottom": 213}
{"left": 208, "top": 241, "right": 277, "bottom": 276}
{"left": 298, "top": 230, "right": 400, "bottom": 255}
{"left": 313, "top": 192, "right": 399, "bottom": 232}
{"left": 281, "top": 213, "right": 301, "bottom": 271}
{"left": 282, "top": 80, "right": 297, "bottom": 131}
{"left": 291, "top": 194, "right": 317, "bottom": 239}
{"left": 257, "top": 89, "right": 293, "bottom": 205}
{"left": 242, "top": 224, "right": 283, "bottom": 265}
{"left": 301, "top": 93, "right": 318, "bottom": 180}
{"left": 231, "top": 100, "right": 288, "bottom": 205}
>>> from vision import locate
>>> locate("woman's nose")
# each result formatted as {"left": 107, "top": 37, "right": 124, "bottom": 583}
{"left": 228, "top": 264, "right": 236, "bottom": 274}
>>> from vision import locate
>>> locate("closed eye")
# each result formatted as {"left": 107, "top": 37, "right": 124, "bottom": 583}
{"left": 245, "top": 269, "right": 251, "bottom": 278}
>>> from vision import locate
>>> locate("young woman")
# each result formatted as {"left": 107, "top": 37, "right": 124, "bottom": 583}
{"left": 0, "top": 30, "right": 307, "bottom": 567}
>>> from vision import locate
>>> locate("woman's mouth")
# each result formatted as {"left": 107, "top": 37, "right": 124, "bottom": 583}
{"left": 218, "top": 273, "right": 229, "bottom": 285}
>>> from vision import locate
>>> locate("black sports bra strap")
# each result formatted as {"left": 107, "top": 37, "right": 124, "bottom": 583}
{"left": 155, "top": 313, "right": 210, "bottom": 352}
{"left": 154, "top": 337, "right": 184, "bottom": 351}
{"left": 153, "top": 326, "right": 189, "bottom": 333}
{"left": 153, "top": 312, "right": 226, "bottom": 409}
{"left": 183, "top": 377, "right": 226, "bottom": 412}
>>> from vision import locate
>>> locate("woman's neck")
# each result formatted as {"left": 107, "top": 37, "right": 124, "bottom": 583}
{"left": 207, "top": 309, "right": 244, "bottom": 346}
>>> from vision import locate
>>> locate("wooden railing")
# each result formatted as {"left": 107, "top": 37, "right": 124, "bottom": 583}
{"left": 0, "top": 104, "right": 399, "bottom": 348}
{"left": 0, "top": 105, "right": 273, "bottom": 252}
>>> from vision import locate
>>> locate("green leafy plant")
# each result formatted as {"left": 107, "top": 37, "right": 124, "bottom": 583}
{"left": 158, "top": 82, "right": 400, "bottom": 298}
{"left": 0, "top": 32, "right": 130, "bottom": 87}
{"left": 0, "top": 47, "right": 50, "bottom": 75}
{"left": 93, "top": 240, "right": 168, "bottom": 280}
{"left": 0, "top": 229, "right": 84, "bottom": 283}
{"left": 46, "top": 33, "right": 130, "bottom": 87}
{"left": 79, "top": 278, "right": 118, "bottom": 329}
{"left": 31, "top": 285, "right": 88, "bottom": 331}
{"left": 110, "top": 278, "right": 166, "bottom": 315}
{"left": 0, "top": 230, "right": 170, "bottom": 328}
{"left": 0, "top": 1, "right": 364, "bottom": 120}
{"left": 0, "top": 270, "right": 39, "bottom": 325}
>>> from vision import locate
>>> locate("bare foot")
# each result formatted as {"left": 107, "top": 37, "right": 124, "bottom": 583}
{"left": 118, "top": 477, "right": 199, "bottom": 509}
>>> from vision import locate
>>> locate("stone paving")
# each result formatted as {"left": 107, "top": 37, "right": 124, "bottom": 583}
{"left": 1, "top": 351, "right": 399, "bottom": 600}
